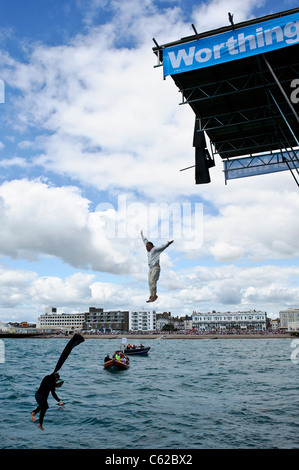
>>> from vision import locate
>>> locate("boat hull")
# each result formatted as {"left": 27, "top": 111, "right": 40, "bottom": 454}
{"left": 104, "top": 358, "right": 129, "bottom": 371}
{"left": 124, "top": 347, "right": 150, "bottom": 355}
{"left": 0, "top": 333, "right": 46, "bottom": 338}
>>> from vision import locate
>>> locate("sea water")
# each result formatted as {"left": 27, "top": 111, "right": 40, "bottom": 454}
{"left": 0, "top": 337, "right": 298, "bottom": 449}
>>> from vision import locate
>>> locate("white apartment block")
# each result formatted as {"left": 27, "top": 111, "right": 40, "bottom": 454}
{"left": 129, "top": 310, "right": 156, "bottom": 332}
{"left": 279, "top": 308, "right": 299, "bottom": 329}
{"left": 192, "top": 310, "right": 267, "bottom": 332}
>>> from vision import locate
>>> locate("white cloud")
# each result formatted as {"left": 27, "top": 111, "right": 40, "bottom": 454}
{"left": 0, "top": 179, "right": 138, "bottom": 274}
{"left": 210, "top": 242, "right": 244, "bottom": 262}
{"left": 0, "top": 265, "right": 36, "bottom": 308}
{"left": 0, "top": 261, "right": 297, "bottom": 323}
{"left": 191, "top": 0, "right": 266, "bottom": 30}
{"left": 30, "top": 272, "right": 94, "bottom": 306}
{"left": 0, "top": 3, "right": 197, "bottom": 200}
{"left": 0, "top": 0, "right": 277, "bottom": 204}
{"left": 162, "top": 264, "right": 299, "bottom": 317}
{"left": 202, "top": 182, "right": 299, "bottom": 262}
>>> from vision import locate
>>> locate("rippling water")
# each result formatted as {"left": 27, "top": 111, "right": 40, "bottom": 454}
{"left": 0, "top": 337, "right": 298, "bottom": 449}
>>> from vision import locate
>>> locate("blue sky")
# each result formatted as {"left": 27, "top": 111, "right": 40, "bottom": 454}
{"left": 0, "top": 0, "right": 298, "bottom": 323}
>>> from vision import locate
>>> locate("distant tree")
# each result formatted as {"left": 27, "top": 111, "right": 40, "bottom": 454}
{"left": 162, "top": 323, "right": 176, "bottom": 331}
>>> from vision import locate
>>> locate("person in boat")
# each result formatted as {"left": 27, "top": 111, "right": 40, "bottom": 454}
{"left": 127, "top": 344, "right": 131, "bottom": 349}
{"left": 121, "top": 353, "right": 129, "bottom": 364}
{"left": 115, "top": 352, "right": 121, "bottom": 361}
{"left": 141, "top": 230, "right": 174, "bottom": 302}
{"left": 31, "top": 372, "right": 64, "bottom": 431}
{"left": 140, "top": 343, "right": 144, "bottom": 349}
{"left": 104, "top": 354, "right": 111, "bottom": 363}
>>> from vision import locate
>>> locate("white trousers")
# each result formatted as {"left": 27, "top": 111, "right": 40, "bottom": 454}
{"left": 148, "top": 265, "right": 160, "bottom": 297}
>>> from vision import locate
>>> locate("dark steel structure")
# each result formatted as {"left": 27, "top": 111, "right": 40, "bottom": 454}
{"left": 153, "top": 8, "right": 299, "bottom": 185}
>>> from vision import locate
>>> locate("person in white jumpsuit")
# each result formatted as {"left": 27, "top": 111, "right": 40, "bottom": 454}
{"left": 141, "top": 230, "right": 174, "bottom": 302}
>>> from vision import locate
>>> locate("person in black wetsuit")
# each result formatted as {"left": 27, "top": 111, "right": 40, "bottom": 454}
{"left": 31, "top": 372, "right": 64, "bottom": 431}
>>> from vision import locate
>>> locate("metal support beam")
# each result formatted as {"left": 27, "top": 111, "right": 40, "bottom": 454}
{"left": 223, "top": 149, "right": 299, "bottom": 183}
{"left": 178, "top": 61, "right": 299, "bottom": 105}
{"left": 268, "top": 89, "right": 299, "bottom": 146}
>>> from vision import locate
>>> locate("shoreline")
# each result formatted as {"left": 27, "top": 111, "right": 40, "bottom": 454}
{"left": 79, "top": 333, "right": 294, "bottom": 340}
{"left": 0, "top": 333, "right": 296, "bottom": 340}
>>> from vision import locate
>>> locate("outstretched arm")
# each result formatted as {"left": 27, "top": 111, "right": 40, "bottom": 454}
{"left": 155, "top": 240, "right": 174, "bottom": 254}
{"left": 51, "top": 387, "right": 61, "bottom": 403}
{"left": 141, "top": 230, "right": 148, "bottom": 246}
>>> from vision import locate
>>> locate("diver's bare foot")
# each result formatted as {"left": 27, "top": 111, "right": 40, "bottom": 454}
{"left": 37, "top": 424, "right": 45, "bottom": 431}
{"left": 31, "top": 412, "right": 36, "bottom": 422}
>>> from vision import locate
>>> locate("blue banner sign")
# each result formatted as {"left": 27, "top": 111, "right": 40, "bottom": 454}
{"left": 163, "top": 11, "right": 299, "bottom": 76}
{"left": 223, "top": 151, "right": 299, "bottom": 180}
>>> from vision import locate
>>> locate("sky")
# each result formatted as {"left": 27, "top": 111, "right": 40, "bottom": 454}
{"left": 0, "top": 0, "right": 298, "bottom": 323}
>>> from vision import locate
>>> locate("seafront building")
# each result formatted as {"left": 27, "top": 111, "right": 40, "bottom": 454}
{"left": 38, "top": 306, "right": 271, "bottom": 333}
{"left": 38, "top": 311, "right": 85, "bottom": 330}
{"left": 82, "top": 307, "right": 129, "bottom": 332}
{"left": 128, "top": 310, "right": 156, "bottom": 332}
{"left": 38, "top": 307, "right": 155, "bottom": 333}
{"left": 279, "top": 308, "right": 299, "bottom": 330}
{"left": 156, "top": 312, "right": 171, "bottom": 330}
{"left": 156, "top": 313, "right": 192, "bottom": 331}
{"left": 0, "top": 321, "right": 11, "bottom": 332}
{"left": 192, "top": 310, "right": 267, "bottom": 332}
{"left": 270, "top": 318, "right": 280, "bottom": 330}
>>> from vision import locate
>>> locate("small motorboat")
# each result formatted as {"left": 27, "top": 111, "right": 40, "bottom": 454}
{"left": 104, "top": 358, "right": 130, "bottom": 371}
{"left": 123, "top": 345, "right": 151, "bottom": 356}
{"left": 104, "top": 352, "right": 130, "bottom": 371}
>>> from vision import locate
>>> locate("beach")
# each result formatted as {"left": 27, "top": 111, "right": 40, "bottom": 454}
{"left": 80, "top": 333, "right": 294, "bottom": 339}
{"left": 0, "top": 332, "right": 296, "bottom": 340}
